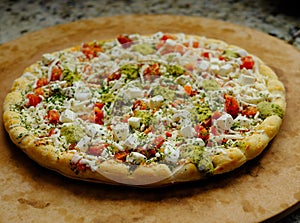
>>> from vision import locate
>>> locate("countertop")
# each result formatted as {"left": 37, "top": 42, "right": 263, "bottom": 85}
{"left": 0, "top": 0, "right": 299, "bottom": 222}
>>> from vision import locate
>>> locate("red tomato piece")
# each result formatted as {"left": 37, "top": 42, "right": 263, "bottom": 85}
{"left": 47, "top": 109, "right": 60, "bottom": 124}
{"left": 165, "top": 131, "right": 172, "bottom": 137}
{"left": 153, "top": 135, "right": 165, "bottom": 148}
{"left": 114, "top": 151, "right": 130, "bottom": 162}
{"left": 88, "top": 143, "right": 109, "bottom": 156}
{"left": 34, "top": 87, "right": 45, "bottom": 96}
{"left": 107, "top": 70, "right": 122, "bottom": 84}
{"left": 240, "top": 56, "right": 255, "bottom": 69}
{"left": 51, "top": 67, "right": 63, "bottom": 81}
{"left": 76, "top": 160, "right": 88, "bottom": 171}
{"left": 224, "top": 94, "right": 240, "bottom": 118}
{"left": 132, "top": 100, "right": 147, "bottom": 110}
{"left": 94, "top": 107, "right": 104, "bottom": 124}
{"left": 94, "top": 106, "right": 104, "bottom": 125}
{"left": 36, "top": 77, "right": 49, "bottom": 88}
{"left": 48, "top": 128, "right": 56, "bottom": 136}
{"left": 201, "top": 51, "right": 210, "bottom": 59}
{"left": 27, "top": 93, "right": 42, "bottom": 107}
{"left": 194, "top": 124, "right": 209, "bottom": 141}
{"left": 117, "top": 35, "right": 133, "bottom": 48}
{"left": 144, "top": 63, "right": 161, "bottom": 76}
{"left": 242, "top": 106, "right": 258, "bottom": 117}
{"left": 81, "top": 42, "right": 103, "bottom": 59}
{"left": 94, "top": 102, "right": 105, "bottom": 110}
{"left": 184, "top": 85, "right": 197, "bottom": 96}
{"left": 160, "top": 34, "right": 176, "bottom": 41}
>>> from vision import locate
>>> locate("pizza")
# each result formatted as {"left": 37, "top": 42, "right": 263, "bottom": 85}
{"left": 3, "top": 32, "right": 286, "bottom": 187}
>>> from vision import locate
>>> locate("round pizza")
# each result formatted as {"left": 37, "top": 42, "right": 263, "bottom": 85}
{"left": 3, "top": 32, "right": 286, "bottom": 187}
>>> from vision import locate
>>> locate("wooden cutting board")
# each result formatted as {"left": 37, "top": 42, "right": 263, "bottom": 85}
{"left": 0, "top": 15, "right": 299, "bottom": 223}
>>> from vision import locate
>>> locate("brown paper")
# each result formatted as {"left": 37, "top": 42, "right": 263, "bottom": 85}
{"left": 0, "top": 15, "right": 299, "bottom": 223}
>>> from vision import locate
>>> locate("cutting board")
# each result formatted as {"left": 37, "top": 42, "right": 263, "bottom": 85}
{"left": 0, "top": 15, "right": 299, "bottom": 223}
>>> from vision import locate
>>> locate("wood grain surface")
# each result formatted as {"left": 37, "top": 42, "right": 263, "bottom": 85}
{"left": 0, "top": 15, "right": 300, "bottom": 223}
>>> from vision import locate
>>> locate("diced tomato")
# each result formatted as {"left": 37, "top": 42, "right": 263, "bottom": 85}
{"left": 218, "top": 55, "right": 227, "bottom": 61}
{"left": 183, "top": 41, "right": 199, "bottom": 48}
{"left": 48, "top": 128, "right": 56, "bottom": 136}
{"left": 210, "top": 125, "right": 219, "bottom": 136}
{"left": 201, "top": 51, "right": 210, "bottom": 59}
{"left": 202, "top": 110, "right": 222, "bottom": 128}
{"left": 51, "top": 67, "right": 63, "bottom": 81}
{"left": 160, "top": 34, "right": 176, "bottom": 41}
{"left": 94, "top": 102, "right": 105, "bottom": 110}
{"left": 75, "top": 159, "right": 88, "bottom": 172}
{"left": 184, "top": 85, "right": 192, "bottom": 95}
{"left": 153, "top": 135, "right": 165, "bottom": 148}
{"left": 27, "top": 93, "right": 42, "bottom": 107}
{"left": 147, "top": 148, "right": 157, "bottom": 157}
{"left": 184, "top": 62, "right": 194, "bottom": 71}
{"left": 94, "top": 106, "right": 104, "bottom": 125}
{"left": 211, "top": 110, "right": 222, "bottom": 120}
{"left": 47, "top": 109, "right": 60, "bottom": 124}
{"left": 240, "top": 56, "right": 255, "bottom": 70}
{"left": 165, "top": 131, "right": 172, "bottom": 137}
{"left": 184, "top": 85, "right": 197, "bottom": 96}
{"left": 224, "top": 94, "right": 240, "bottom": 118}
{"left": 117, "top": 35, "right": 133, "bottom": 48}
{"left": 36, "top": 77, "right": 49, "bottom": 88}
{"left": 34, "top": 87, "right": 45, "bottom": 96}
{"left": 88, "top": 143, "right": 109, "bottom": 156}
{"left": 132, "top": 100, "right": 147, "bottom": 110}
{"left": 195, "top": 124, "right": 209, "bottom": 141}
{"left": 114, "top": 151, "right": 130, "bottom": 162}
{"left": 242, "top": 106, "right": 258, "bottom": 117}
{"left": 81, "top": 42, "right": 104, "bottom": 59}
{"left": 159, "top": 44, "right": 186, "bottom": 55}
{"left": 68, "top": 142, "right": 77, "bottom": 150}
{"left": 143, "top": 125, "right": 153, "bottom": 134}
{"left": 143, "top": 63, "right": 161, "bottom": 76}
{"left": 107, "top": 70, "right": 121, "bottom": 84}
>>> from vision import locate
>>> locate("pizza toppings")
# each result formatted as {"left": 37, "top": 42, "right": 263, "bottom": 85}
{"left": 8, "top": 32, "right": 286, "bottom": 180}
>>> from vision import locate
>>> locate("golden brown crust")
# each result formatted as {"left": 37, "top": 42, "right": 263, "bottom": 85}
{"left": 2, "top": 33, "right": 286, "bottom": 187}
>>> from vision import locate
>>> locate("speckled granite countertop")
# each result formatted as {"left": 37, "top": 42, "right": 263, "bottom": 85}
{"left": 0, "top": 0, "right": 299, "bottom": 222}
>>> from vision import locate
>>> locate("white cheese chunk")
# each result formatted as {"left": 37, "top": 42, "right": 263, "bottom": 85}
{"left": 127, "top": 87, "right": 144, "bottom": 99}
{"left": 173, "top": 110, "right": 190, "bottom": 121}
{"left": 128, "top": 117, "right": 141, "bottom": 129}
{"left": 42, "top": 53, "right": 57, "bottom": 65}
{"left": 210, "top": 64, "right": 220, "bottom": 74}
{"left": 234, "top": 115, "right": 251, "bottom": 127}
{"left": 180, "top": 125, "right": 195, "bottom": 138}
{"left": 64, "top": 62, "right": 76, "bottom": 73}
{"left": 60, "top": 109, "right": 76, "bottom": 123}
{"left": 124, "top": 134, "right": 139, "bottom": 149}
{"left": 126, "top": 152, "right": 146, "bottom": 164}
{"left": 85, "top": 124, "right": 106, "bottom": 138}
{"left": 166, "top": 39, "right": 176, "bottom": 46}
{"left": 239, "top": 74, "right": 255, "bottom": 85}
{"left": 235, "top": 49, "right": 248, "bottom": 57}
{"left": 149, "top": 95, "right": 164, "bottom": 109}
{"left": 163, "top": 142, "right": 180, "bottom": 163}
{"left": 112, "top": 123, "right": 130, "bottom": 141}
{"left": 216, "top": 113, "right": 234, "bottom": 130}
{"left": 74, "top": 87, "right": 91, "bottom": 101}
{"left": 76, "top": 135, "right": 91, "bottom": 151}
{"left": 210, "top": 57, "right": 220, "bottom": 64}
{"left": 198, "top": 60, "right": 210, "bottom": 71}
{"left": 219, "top": 64, "right": 233, "bottom": 76}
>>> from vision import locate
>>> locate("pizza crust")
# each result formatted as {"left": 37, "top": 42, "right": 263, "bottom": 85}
{"left": 2, "top": 33, "right": 286, "bottom": 187}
